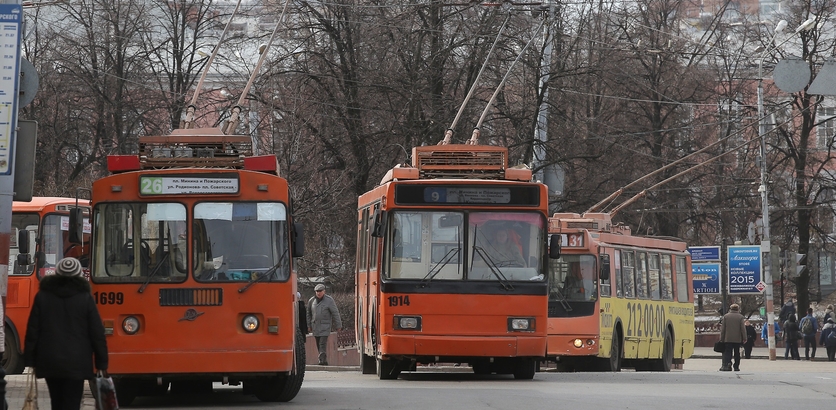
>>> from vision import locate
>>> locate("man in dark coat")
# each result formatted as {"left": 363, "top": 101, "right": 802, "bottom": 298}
{"left": 24, "top": 257, "right": 108, "bottom": 410}
{"left": 719, "top": 303, "right": 746, "bottom": 371}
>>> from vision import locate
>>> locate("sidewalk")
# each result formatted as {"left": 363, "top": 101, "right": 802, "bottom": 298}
{"left": 691, "top": 345, "right": 834, "bottom": 360}
{"left": 4, "top": 375, "right": 97, "bottom": 410}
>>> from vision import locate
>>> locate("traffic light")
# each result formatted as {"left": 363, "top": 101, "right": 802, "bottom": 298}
{"left": 794, "top": 253, "right": 808, "bottom": 277}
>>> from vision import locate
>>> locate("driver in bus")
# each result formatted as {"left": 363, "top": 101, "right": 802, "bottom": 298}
{"left": 484, "top": 228, "right": 526, "bottom": 267}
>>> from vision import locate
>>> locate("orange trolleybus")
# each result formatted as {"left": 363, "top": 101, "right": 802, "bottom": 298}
{"left": 4, "top": 197, "right": 90, "bottom": 374}
{"left": 356, "top": 144, "right": 560, "bottom": 380}
{"left": 546, "top": 212, "right": 694, "bottom": 371}
{"left": 79, "top": 129, "right": 305, "bottom": 404}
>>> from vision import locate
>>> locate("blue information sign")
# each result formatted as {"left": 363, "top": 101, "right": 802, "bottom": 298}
{"left": 688, "top": 246, "right": 721, "bottom": 262}
{"left": 727, "top": 245, "right": 763, "bottom": 294}
{"left": 0, "top": 4, "right": 21, "bottom": 176}
{"left": 692, "top": 263, "right": 721, "bottom": 294}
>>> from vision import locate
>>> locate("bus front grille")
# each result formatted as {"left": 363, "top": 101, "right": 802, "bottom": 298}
{"left": 159, "top": 288, "right": 223, "bottom": 306}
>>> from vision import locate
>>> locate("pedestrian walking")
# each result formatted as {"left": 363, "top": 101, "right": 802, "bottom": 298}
{"left": 819, "top": 317, "right": 836, "bottom": 361}
{"left": 825, "top": 304, "right": 836, "bottom": 323}
{"left": 743, "top": 320, "right": 756, "bottom": 359}
{"left": 799, "top": 307, "right": 819, "bottom": 360}
{"left": 783, "top": 314, "right": 801, "bottom": 360}
{"left": 307, "top": 284, "right": 342, "bottom": 365}
{"left": 779, "top": 300, "right": 795, "bottom": 322}
{"left": 23, "top": 257, "right": 108, "bottom": 410}
{"left": 719, "top": 304, "right": 746, "bottom": 371}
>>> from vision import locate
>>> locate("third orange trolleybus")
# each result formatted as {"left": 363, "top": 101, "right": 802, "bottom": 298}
{"left": 356, "top": 144, "right": 560, "bottom": 379}
{"left": 546, "top": 212, "right": 694, "bottom": 371}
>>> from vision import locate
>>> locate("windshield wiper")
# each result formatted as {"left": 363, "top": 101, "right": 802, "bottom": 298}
{"left": 420, "top": 247, "right": 461, "bottom": 287}
{"left": 138, "top": 252, "right": 171, "bottom": 294}
{"left": 551, "top": 286, "right": 572, "bottom": 312}
{"left": 238, "top": 249, "right": 288, "bottom": 293}
{"left": 472, "top": 246, "right": 514, "bottom": 291}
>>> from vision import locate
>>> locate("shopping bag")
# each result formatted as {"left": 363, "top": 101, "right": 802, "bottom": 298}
{"left": 713, "top": 341, "right": 725, "bottom": 353}
{"left": 22, "top": 367, "right": 38, "bottom": 410}
{"left": 95, "top": 372, "right": 119, "bottom": 410}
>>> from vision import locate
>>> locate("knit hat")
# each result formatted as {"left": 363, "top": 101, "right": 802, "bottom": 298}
{"left": 729, "top": 304, "right": 739, "bottom": 311}
{"left": 828, "top": 304, "right": 834, "bottom": 311}
{"left": 55, "top": 257, "right": 82, "bottom": 277}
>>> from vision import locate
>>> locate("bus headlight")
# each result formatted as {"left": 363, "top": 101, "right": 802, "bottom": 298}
{"left": 242, "top": 315, "right": 260, "bottom": 332}
{"left": 508, "top": 317, "right": 535, "bottom": 332}
{"left": 122, "top": 316, "right": 140, "bottom": 335}
{"left": 393, "top": 315, "right": 422, "bottom": 330}
{"left": 573, "top": 338, "right": 584, "bottom": 348}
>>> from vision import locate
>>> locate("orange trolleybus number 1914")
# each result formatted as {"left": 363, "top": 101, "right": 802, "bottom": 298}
{"left": 546, "top": 212, "right": 695, "bottom": 372}
{"left": 356, "top": 144, "right": 562, "bottom": 380}
{"left": 74, "top": 128, "right": 306, "bottom": 405}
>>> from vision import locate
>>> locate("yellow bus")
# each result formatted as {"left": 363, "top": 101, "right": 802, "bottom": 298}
{"left": 547, "top": 212, "right": 694, "bottom": 371}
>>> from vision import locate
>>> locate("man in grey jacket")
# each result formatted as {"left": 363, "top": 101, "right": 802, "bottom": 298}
{"left": 719, "top": 303, "right": 746, "bottom": 371}
{"left": 307, "top": 284, "right": 342, "bottom": 365}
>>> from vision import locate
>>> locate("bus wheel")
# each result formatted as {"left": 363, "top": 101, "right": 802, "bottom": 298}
{"left": 2, "top": 328, "right": 23, "bottom": 375}
{"left": 376, "top": 357, "right": 400, "bottom": 380}
{"left": 607, "top": 331, "right": 622, "bottom": 372}
{"left": 113, "top": 378, "right": 138, "bottom": 407}
{"left": 512, "top": 359, "right": 536, "bottom": 380}
{"left": 361, "top": 352, "right": 376, "bottom": 375}
{"left": 256, "top": 327, "right": 307, "bottom": 402}
{"left": 653, "top": 331, "right": 673, "bottom": 372}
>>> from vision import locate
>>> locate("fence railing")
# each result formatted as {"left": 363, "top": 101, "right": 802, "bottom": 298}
{"left": 336, "top": 328, "right": 356, "bottom": 348}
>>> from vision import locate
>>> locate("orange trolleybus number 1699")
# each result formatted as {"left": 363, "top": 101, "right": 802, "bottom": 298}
{"left": 74, "top": 128, "right": 306, "bottom": 405}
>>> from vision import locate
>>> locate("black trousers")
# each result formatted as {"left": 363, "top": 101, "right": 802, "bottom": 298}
{"left": 722, "top": 342, "right": 741, "bottom": 369}
{"left": 45, "top": 378, "right": 84, "bottom": 410}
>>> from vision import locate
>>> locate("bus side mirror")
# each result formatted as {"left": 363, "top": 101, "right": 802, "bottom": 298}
{"left": 599, "top": 254, "right": 611, "bottom": 281}
{"left": 292, "top": 222, "right": 305, "bottom": 258}
{"left": 69, "top": 207, "right": 84, "bottom": 244}
{"left": 549, "top": 234, "right": 561, "bottom": 259}
{"left": 371, "top": 209, "right": 388, "bottom": 238}
{"left": 17, "top": 253, "right": 31, "bottom": 267}
{"left": 17, "top": 228, "right": 29, "bottom": 254}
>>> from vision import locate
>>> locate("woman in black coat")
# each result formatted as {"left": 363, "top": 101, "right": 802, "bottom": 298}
{"left": 24, "top": 257, "right": 108, "bottom": 410}
{"left": 743, "top": 320, "right": 757, "bottom": 359}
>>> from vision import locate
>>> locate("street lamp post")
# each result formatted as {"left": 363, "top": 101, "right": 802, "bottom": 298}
{"left": 756, "top": 17, "right": 815, "bottom": 361}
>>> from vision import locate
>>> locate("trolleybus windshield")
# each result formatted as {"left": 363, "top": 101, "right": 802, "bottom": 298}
{"left": 387, "top": 210, "right": 545, "bottom": 282}
{"left": 193, "top": 202, "right": 289, "bottom": 283}
{"left": 93, "top": 202, "right": 188, "bottom": 283}
{"left": 549, "top": 255, "right": 598, "bottom": 302}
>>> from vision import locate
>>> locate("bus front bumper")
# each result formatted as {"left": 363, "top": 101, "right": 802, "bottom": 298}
{"left": 381, "top": 334, "right": 546, "bottom": 358}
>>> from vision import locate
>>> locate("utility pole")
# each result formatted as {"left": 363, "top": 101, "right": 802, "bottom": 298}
{"left": 0, "top": 1, "right": 24, "bottom": 403}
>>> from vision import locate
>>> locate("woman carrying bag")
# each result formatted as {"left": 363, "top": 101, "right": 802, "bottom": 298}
{"left": 23, "top": 257, "right": 109, "bottom": 410}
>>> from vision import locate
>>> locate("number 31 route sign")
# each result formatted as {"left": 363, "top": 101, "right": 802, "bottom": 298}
{"left": 727, "top": 245, "right": 762, "bottom": 294}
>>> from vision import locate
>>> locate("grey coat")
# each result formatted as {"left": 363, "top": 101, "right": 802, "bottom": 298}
{"left": 307, "top": 295, "right": 342, "bottom": 337}
{"left": 720, "top": 311, "right": 746, "bottom": 344}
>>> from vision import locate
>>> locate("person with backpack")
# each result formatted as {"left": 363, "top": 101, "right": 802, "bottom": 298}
{"left": 819, "top": 317, "right": 836, "bottom": 361}
{"left": 799, "top": 308, "right": 819, "bottom": 360}
{"left": 779, "top": 300, "right": 795, "bottom": 323}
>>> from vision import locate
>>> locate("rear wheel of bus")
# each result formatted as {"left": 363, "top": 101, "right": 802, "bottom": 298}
{"left": 652, "top": 330, "right": 673, "bottom": 372}
{"left": 254, "top": 327, "right": 306, "bottom": 402}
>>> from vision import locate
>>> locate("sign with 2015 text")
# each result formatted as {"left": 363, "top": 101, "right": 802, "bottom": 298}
{"left": 727, "top": 245, "right": 762, "bottom": 294}
{"left": 139, "top": 176, "right": 239, "bottom": 195}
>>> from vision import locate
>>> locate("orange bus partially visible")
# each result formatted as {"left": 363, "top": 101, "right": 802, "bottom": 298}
{"left": 83, "top": 129, "right": 305, "bottom": 404}
{"left": 356, "top": 145, "right": 560, "bottom": 380}
{"left": 4, "top": 197, "right": 90, "bottom": 374}
{"left": 546, "top": 212, "right": 694, "bottom": 371}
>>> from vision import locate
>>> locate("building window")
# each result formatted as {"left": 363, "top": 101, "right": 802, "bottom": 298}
{"left": 817, "top": 107, "right": 836, "bottom": 149}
